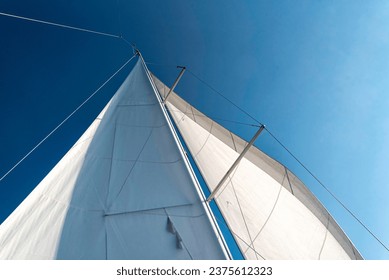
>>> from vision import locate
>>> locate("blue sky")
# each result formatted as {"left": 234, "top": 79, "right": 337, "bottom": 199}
{"left": 1, "top": 0, "right": 388, "bottom": 259}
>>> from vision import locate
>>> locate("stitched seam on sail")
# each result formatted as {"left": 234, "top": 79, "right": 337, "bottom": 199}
{"left": 230, "top": 178, "right": 259, "bottom": 260}
{"left": 230, "top": 131, "right": 237, "bottom": 152}
{"left": 113, "top": 123, "right": 168, "bottom": 129}
{"left": 215, "top": 163, "right": 240, "bottom": 199}
{"left": 193, "top": 121, "right": 214, "bottom": 158}
{"left": 214, "top": 215, "right": 266, "bottom": 260}
{"left": 117, "top": 103, "right": 158, "bottom": 107}
{"left": 107, "top": 129, "right": 153, "bottom": 209}
{"left": 244, "top": 173, "right": 286, "bottom": 254}
{"left": 285, "top": 167, "right": 294, "bottom": 195}
{"left": 96, "top": 157, "right": 183, "bottom": 165}
{"left": 190, "top": 106, "right": 197, "bottom": 122}
{"left": 175, "top": 103, "right": 191, "bottom": 126}
{"left": 318, "top": 214, "right": 330, "bottom": 259}
{"left": 106, "top": 218, "right": 131, "bottom": 258}
{"left": 105, "top": 123, "right": 118, "bottom": 208}
{"left": 104, "top": 203, "right": 205, "bottom": 218}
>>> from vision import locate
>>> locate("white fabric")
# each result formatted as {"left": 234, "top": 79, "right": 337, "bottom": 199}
{"left": 0, "top": 59, "right": 227, "bottom": 260}
{"left": 152, "top": 74, "right": 362, "bottom": 260}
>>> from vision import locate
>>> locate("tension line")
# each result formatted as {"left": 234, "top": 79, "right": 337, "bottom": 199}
{"left": 0, "top": 11, "right": 120, "bottom": 38}
{"left": 0, "top": 55, "right": 136, "bottom": 183}
{"left": 187, "top": 69, "right": 263, "bottom": 126}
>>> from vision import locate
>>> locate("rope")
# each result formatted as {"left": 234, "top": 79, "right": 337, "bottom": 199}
{"left": 0, "top": 11, "right": 120, "bottom": 38}
{"left": 0, "top": 55, "right": 136, "bottom": 183}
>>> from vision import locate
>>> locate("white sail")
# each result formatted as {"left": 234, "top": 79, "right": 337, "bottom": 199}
{"left": 0, "top": 59, "right": 228, "bottom": 260}
{"left": 152, "top": 74, "right": 362, "bottom": 260}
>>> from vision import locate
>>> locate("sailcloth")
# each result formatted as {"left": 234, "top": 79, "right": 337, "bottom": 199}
{"left": 0, "top": 59, "right": 228, "bottom": 260}
{"left": 152, "top": 74, "right": 363, "bottom": 260}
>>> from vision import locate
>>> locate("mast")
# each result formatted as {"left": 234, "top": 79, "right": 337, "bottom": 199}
{"left": 136, "top": 50, "right": 232, "bottom": 259}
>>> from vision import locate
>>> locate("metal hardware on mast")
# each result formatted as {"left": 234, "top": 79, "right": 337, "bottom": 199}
{"left": 163, "top": 66, "right": 186, "bottom": 104}
{"left": 206, "top": 124, "right": 266, "bottom": 202}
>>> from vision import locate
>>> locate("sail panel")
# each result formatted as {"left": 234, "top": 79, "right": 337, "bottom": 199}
{"left": 0, "top": 59, "right": 227, "bottom": 260}
{"left": 152, "top": 74, "right": 362, "bottom": 260}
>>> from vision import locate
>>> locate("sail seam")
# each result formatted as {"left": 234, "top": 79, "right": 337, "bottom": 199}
{"left": 190, "top": 106, "right": 197, "bottom": 122}
{"left": 175, "top": 104, "right": 192, "bottom": 126}
{"left": 214, "top": 215, "right": 266, "bottom": 260}
{"left": 105, "top": 203, "right": 200, "bottom": 217}
{"left": 215, "top": 164, "right": 240, "bottom": 200}
{"left": 230, "top": 131, "right": 237, "bottom": 152}
{"left": 105, "top": 123, "right": 118, "bottom": 208}
{"left": 245, "top": 173, "right": 286, "bottom": 254}
{"left": 284, "top": 168, "right": 294, "bottom": 195}
{"left": 117, "top": 103, "right": 159, "bottom": 107}
{"left": 230, "top": 176, "right": 259, "bottom": 260}
{"left": 113, "top": 123, "right": 167, "bottom": 129}
{"left": 92, "top": 157, "right": 183, "bottom": 164}
{"left": 193, "top": 122, "right": 214, "bottom": 158}
{"left": 105, "top": 223, "right": 108, "bottom": 260}
{"left": 107, "top": 129, "right": 153, "bottom": 209}
{"left": 318, "top": 214, "right": 330, "bottom": 260}
{"left": 106, "top": 218, "right": 132, "bottom": 258}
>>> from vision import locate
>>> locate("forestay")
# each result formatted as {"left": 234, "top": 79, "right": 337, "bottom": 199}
{"left": 152, "top": 74, "right": 363, "bottom": 260}
{"left": 0, "top": 59, "right": 227, "bottom": 260}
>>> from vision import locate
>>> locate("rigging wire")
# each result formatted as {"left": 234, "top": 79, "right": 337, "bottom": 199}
{"left": 186, "top": 69, "right": 263, "bottom": 126}
{"left": 0, "top": 11, "right": 120, "bottom": 38}
{"left": 0, "top": 55, "right": 136, "bottom": 183}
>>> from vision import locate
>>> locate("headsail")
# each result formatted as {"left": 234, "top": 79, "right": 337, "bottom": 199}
{"left": 0, "top": 59, "right": 228, "bottom": 260}
{"left": 152, "top": 74, "right": 363, "bottom": 260}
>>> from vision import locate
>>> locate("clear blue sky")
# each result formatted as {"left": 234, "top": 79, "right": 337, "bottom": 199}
{"left": 1, "top": 0, "right": 388, "bottom": 259}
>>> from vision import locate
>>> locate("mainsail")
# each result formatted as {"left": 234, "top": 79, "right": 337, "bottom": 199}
{"left": 0, "top": 55, "right": 362, "bottom": 260}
